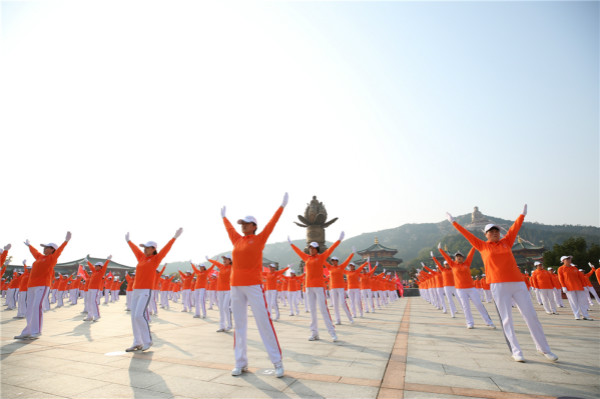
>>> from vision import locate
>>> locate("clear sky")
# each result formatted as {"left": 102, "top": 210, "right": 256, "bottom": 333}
{"left": 1, "top": 0, "right": 598, "bottom": 267}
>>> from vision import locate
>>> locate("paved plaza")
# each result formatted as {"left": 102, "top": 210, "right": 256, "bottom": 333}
{"left": 1, "top": 295, "right": 598, "bottom": 399}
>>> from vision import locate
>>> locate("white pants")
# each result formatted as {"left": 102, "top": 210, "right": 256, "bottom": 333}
{"left": 69, "top": 289, "right": 78, "bottom": 305}
{"left": 490, "top": 282, "right": 551, "bottom": 357}
{"left": 538, "top": 289, "right": 557, "bottom": 313}
{"left": 87, "top": 289, "right": 100, "bottom": 320}
{"left": 565, "top": 290, "right": 589, "bottom": 319}
{"left": 266, "top": 290, "right": 279, "bottom": 319}
{"left": 231, "top": 285, "right": 282, "bottom": 368}
{"left": 361, "top": 289, "right": 374, "bottom": 313}
{"left": 217, "top": 290, "right": 232, "bottom": 329}
{"left": 455, "top": 288, "right": 494, "bottom": 327}
{"left": 126, "top": 291, "right": 132, "bottom": 310}
{"left": 194, "top": 288, "right": 206, "bottom": 317}
{"left": 348, "top": 288, "right": 362, "bottom": 317}
{"left": 288, "top": 291, "right": 300, "bottom": 315}
{"left": 6, "top": 288, "right": 17, "bottom": 309}
{"left": 435, "top": 288, "right": 446, "bottom": 312}
{"left": 20, "top": 286, "right": 49, "bottom": 336}
{"left": 130, "top": 289, "right": 152, "bottom": 347}
{"left": 181, "top": 289, "right": 191, "bottom": 311}
{"left": 306, "top": 287, "right": 335, "bottom": 337}
{"left": 17, "top": 291, "right": 27, "bottom": 317}
{"left": 553, "top": 288, "right": 564, "bottom": 307}
{"left": 331, "top": 288, "right": 353, "bottom": 323}
{"left": 443, "top": 286, "right": 458, "bottom": 316}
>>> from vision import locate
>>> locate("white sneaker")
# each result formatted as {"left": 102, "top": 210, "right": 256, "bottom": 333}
{"left": 466, "top": 325, "right": 474, "bottom": 329}
{"left": 28, "top": 333, "right": 41, "bottom": 339}
{"left": 216, "top": 328, "right": 225, "bottom": 332}
{"left": 231, "top": 366, "right": 248, "bottom": 376}
{"left": 275, "top": 365, "right": 284, "bottom": 378}
{"left": 332, "top": 333, "right": 338, "bottom": 342}
{"left": 512, "top": 354, "right": 525, "bottom": 362}
{"left": 334, "top": 321, "right": 341, "bottom": 325}
{"left": 14, "top": 334, "right": 30, "bottom": 340}
{"left": 543, "top": 352, "right": 558, "bottom": 362}
{"left": 487, "top": 324, "right": 497, "bottom": 329}
{"left": 83, "top": 317, "right": 92, "bottom": 321}
{"left": 193, "top": 315, "right": 200, "bottom": 318}
{"left": 308, "top": 335, "right": 319, "bottom": 341}
{"left": 141, "top": 342, "right": 152, "bottom": 351}
{"left": 125, "top": 345, "right": 142, "bottom": 352}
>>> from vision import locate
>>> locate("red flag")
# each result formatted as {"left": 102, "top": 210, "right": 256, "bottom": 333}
{"left": 77, "top": 265, "right": 85, "bottom": 278}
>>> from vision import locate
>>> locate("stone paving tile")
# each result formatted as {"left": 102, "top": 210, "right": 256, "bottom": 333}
{"left": 0, "top": 384, "right": 66, "bottom": 399}
{"left": 284, "top": 379, "right": 379, "bottom": 398}
{"left": 71, "top": 383, "right": 174, "bottom": 399}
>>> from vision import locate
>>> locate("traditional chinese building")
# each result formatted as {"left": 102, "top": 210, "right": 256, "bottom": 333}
{"left": 512, "top": 237, "right": 545, "bottom": 272}
{"left": 356, "top": 237, "right": 406, "bottom": 280}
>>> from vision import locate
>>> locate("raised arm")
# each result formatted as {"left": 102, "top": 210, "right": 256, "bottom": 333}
{"left": 275, "top": 266, "right": 290, "bottom": 276}
{"left": 503, "top": 212, "right": 526, "bottom": 247}
{"left": 258, "top": 204, "right": 285, "bottom": 244}
{"left": 127, "top": 238, "right": 144, "bottom": 262}
{"left": 290, "top": 243, "right": 309, "bottom": 261}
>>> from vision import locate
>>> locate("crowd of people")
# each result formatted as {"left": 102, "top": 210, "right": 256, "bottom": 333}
{"left": 0, "top": 193, "right": 402, "bottom": 378}
{"left": 415, "top": 205, "right": 600, "bottom": 363}
{"left": 2, "top": 199, "right": 598, "bottom": 375}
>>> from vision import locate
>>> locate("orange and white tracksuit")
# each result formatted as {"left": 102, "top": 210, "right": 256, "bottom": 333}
{"left": 345, "top": 262, "right": 368, "bottom": 317}
{"left": 558, "top": 264, "right": 590, "bottom": 319}
{"left": 291, "top": 240, "right": 340, "bottom": 340}
{"left": 531, "top": 268, "right": 557, "bottom": 314}
{"left": 549, "top": 271, "right": 565, "bottom": 307}
{"left": 432, "top": 257, "right": 458, "bottom": 317}
{"left": 191, "top": 263, "right": 214, "bottom": 318}
{"left": 223, "top": 205, "right": 284, "bottom": 370}
{"left": 179, "top": 271, "right": 194, "bottom": 312}
{"left": 127, "top": 238, "right": 176, "bottom": 348}
{"left": 20, "top": 241, "right": 69, "bottom": 338}
{"left": 326, "top": 254, "right": 354, "bottom": 324}
{"left": 452, "top": 214, "right": 553, "bottom": 358}
{"left": 360, "top": 266, "right": 377, "bottom": 313}
{"left": 439, "top": 247, "right": 494, "bottom": 328}
{"left": 17, "top": 268, "right": 31, "bottom": 318}
{"left": 125, "top": 274, "right": 135, "bottom": 310}
{"left": 208, "top": 260, "right": 232, "bottom": 331}
{"left": 423, "top": 265, "right": 445, "bottom": 312}
{"left": 262, "top": 267, "right": 289, "bottom": 320}
{"left": 86, "top": 261, "right": 109, "bottom": 320}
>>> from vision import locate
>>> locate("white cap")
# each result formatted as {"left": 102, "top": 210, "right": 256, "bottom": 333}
{"left": 443, "top": 261, "right": 448, "bottom": 265}
{"left": 330, "top": 256, "right": 339, "bottom": 261}
{"left": 482, "top": 274, "right": 486, "bottom": 276}
{"left": 454, "top": 251, "right": 464, "bottom": 257}
{"left": 140, "top": 241, "right": 158, "bottom": 248}
{"left": 547, "top": 267, "right": 553, "bottom": 271}
{"left": 222, "top": 254, "right": 232, "bottom": 260}
{"left": 349, "top": 262, "right": 356, "bottom": 266}
{"left": 578, "top": 269, "right": 583, "bottom": 272}
{"left": 534, "top": 261, "right": 541, "bottom": 266}
{"left": 41, "top": 243, "right": 58, "bottom": 250}
{"left": 483, "top": 224, "right": 500, "bottom": 233}
{"left": 309, "top": 242, "right": 319, "bottom": 248}
{"left": 269, "top": 263, "right": 276, "bottom": 267}
{"left": 94, "top": 262, "right": 103, "bottom": 266}
{"left": 560, "top": 255, "right": 573, "bottom": 262}
{"left": 237, "top": 216, "right": 257, "bottom": 224}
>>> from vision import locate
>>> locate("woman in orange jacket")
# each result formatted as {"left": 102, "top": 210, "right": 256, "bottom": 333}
{"left": 221, "top": 193, "right": 287, "bottom": 378}
{"left": 207, "top": 255, "right": 233, "bottom": 332}
{"left": 262, "top": 265, "right": 289, "bottom": 321}
{"left": 558, "top": 256, "right": 592, "bottom": 320}
{"left": 15, "top": 232, "right": 71, "bottom": 340}
{"left": 447, "top": 205, "right": 557, "bottom": 363}
{"left": 125, "top": 228, "right": 182, "bottom": 352}
{"left": 191, "top": 262, "right": 215, "bottom": 319}
{"left": 84, "top": 258, "right": 110, "bottom": 321}
{"left": 289, "top": 231, "right": 344, "bottom": 342}
{"left": 326, "top": 251, "right": 355, "bottom": 324}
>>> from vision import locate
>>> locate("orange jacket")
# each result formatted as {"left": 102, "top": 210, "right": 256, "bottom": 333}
{"left": 360, "top": 266, "right": 377, "bottom": 290}
{"left": 86, "top": 260, "right": 109, "bottom": 290}
{"left": 439, "top": 247, "right": 476, "bottom": 289}
{"left": 531, "top": 269, "right": 554, "bottom": 290}
{"left": 423, "top": 266, "right": 443, "bottom": 288}
{"left": 291, "top": 240, "right": 341, "bottom": 288}
{"left": 191, "top": 264, "right": 215, "bottom": 290}
{"left": 263, "top": 267, "right": 289, "bottom": 291}
{"left": 345, "top": 262, "right": 368, "bottom": 290}
{"left": 179, "top": 271, "right": 194, "bottom": 290}
{"left": 558, "top": 265, "right": 585, "bottom": 291}
{"left": 432, "top": 257, "right": 455, "bottom": 287}
{"left": 326, "top": 253, "right": 354, "bottom": 289}
{"left": 128, "top": 238, "right": 175, "bottom": 290}
{"left": 452, "top": 214, "right": 524, "bottom": 284}
{"left": 27, "top": 241, "right": 69, "bottom": 288}
{"left": 0, "top": 250, "right": 8, "bottom": 270}
{"left": 223, "top": 206, "right": 284, "bottom": 286}
{"left": 125, "top": 274, "right": 135, "bottom": 292}
{"left": 208, "top": 260, "right": 232, "bottom": 291}
{"left": 19, "top": 268, "right": 31, "bottom": 291}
